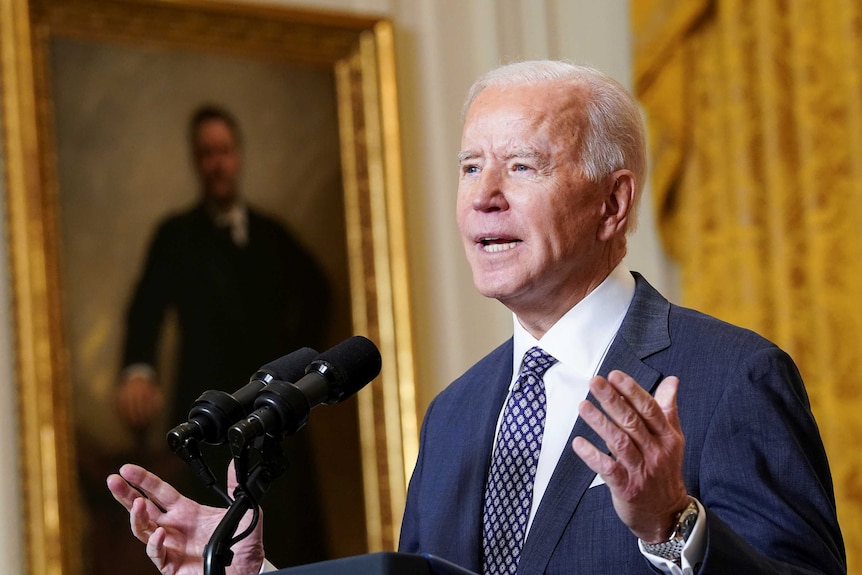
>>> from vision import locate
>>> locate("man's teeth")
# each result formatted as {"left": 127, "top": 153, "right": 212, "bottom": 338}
{"left": 481, "top": 239, "right": 519, "bottom": 252}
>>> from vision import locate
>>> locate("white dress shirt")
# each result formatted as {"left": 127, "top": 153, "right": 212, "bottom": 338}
{"left": 211, "top": 202, "right": 249, "bottom": 246}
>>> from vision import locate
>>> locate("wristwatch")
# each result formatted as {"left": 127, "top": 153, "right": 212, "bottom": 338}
{"left": 641, "top": 497, "right": 699, "bottom": 565}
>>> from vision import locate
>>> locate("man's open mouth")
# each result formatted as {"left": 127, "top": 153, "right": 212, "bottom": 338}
{"left": 479, "top": 237, "right": 521, "bottom": 253}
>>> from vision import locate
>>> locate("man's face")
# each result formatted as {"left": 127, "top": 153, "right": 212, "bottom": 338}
{"left": 193, "top": 119, "right": 241, "bottom": 206}
{"left": 456, "top": 83, "right": 613, "bottom": 320}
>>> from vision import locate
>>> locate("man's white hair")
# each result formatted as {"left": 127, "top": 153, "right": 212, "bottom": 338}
{"left": 464, "top": 60, "right": 647, "bottom": 230}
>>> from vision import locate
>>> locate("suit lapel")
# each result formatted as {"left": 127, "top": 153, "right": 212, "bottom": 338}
{"left": 517, "top": 274, "right": 671, "bottom": 573}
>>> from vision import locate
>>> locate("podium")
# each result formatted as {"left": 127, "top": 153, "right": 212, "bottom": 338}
{"left": 269, "top": 552, "right": 479, "bottom": 575}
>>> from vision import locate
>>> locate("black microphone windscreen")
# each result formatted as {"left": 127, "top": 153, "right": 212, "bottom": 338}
{"left": 313, "top": 335, "right": 382, "bottom": 400}
{"left": 257, "top": 347, "right": 318, "bottom": 382}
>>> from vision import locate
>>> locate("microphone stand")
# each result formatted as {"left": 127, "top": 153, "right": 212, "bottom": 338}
{"left": 203, "top": 491, "right": 254, "bottom": 575}
{"left": 168, "top": 432, "right": 233, "bottom": 506}
{"left": 203, "top": 433, "right": 289, "bottom": 575}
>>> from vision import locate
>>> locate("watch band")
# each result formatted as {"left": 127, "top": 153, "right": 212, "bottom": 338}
{"left": 643, "top": 537, "right": 686, "bottom": 563}
{"left": 641, "top": 497, "right": 699, "bottom": 565}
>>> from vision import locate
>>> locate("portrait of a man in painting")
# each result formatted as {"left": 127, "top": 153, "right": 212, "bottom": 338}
{"left": 1, "top": 1, "right": 416, "bottom": 574}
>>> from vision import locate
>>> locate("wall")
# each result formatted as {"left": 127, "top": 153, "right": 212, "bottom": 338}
{"left": 0, "top": 0, "right": 674, "bottom": 570}
{"left": 0, "top": 97, "right": 23, "bottom": 574}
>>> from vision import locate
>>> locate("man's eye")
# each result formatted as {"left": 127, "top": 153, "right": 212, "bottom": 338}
{"left": 462, "top": 165, "right": 480, "bottom": 174}
{"left": 512, "top": 164, "right": 531, "bottom": 172}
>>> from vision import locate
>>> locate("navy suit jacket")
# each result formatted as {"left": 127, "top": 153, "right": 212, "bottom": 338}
{"left": 399, "top": 273, "right": 845, "bottom": 574}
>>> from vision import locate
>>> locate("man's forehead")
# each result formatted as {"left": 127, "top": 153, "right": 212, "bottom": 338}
{"left": 464, "top": 83, "right": 586, "bottom": 130}
{"left": 469, "top": 81, "right": 588, "bottom": 110}
{"left": 460, "top": 88, "right": 587, "bottom": 160}
{"left": 195, "top": 119, "right": 239, "bottom": 143}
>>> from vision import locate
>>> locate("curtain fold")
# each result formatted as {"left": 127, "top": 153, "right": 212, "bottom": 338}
{"left": 632, "top": 1, "right": 862, "bottom": 570}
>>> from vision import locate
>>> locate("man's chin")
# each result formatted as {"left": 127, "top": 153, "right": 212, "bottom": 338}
{"left": 473, "top": 279, "right": 521, "bottom": 303}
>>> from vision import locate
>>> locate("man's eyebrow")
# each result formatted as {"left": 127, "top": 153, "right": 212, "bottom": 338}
{"left": 506, "top": 148, "right": 544, "bottom": 161}
{"left": 458, "top": 148, "right": 545, "bottom": 163}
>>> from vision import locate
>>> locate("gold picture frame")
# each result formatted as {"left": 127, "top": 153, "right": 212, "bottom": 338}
{"left": 0, "top": 0, "right": 418, "bottom": 573}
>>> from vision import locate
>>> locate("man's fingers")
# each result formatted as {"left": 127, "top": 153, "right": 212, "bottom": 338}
{"left": 146, "top": 526, "right": 168, "bottom": 571}
{"left": 106, "top": 473, "right": 139, "bottom": 511}
{"left": 571, "top": 433, "right": 628, "bottom": 489}
{"left": 600, "top": 372, "right": 679, "bottom": 438}
{"left": 653, "top": 376, "right": 681, "bottom": 429}
{"left": 226, "top": 459, "right": 239, "bottom": 493}
{"left": 574, "top": 372, "right": 688, "bottom": 541}
{"left": 129, "top": 496, "right": 159, "bottom": 544}
{"left": 577, "top": 373, "right": 684, "bottom": 474}
{"left": 572, "top": 436, "right": 610, "bottom": 476}
{"left": 587, "top": 375, "right": 653, "bottom": 464}
{"left": 591, "top": 373, "right": 649, "bottom": 436}
{"left": 120, "top": 463, "right": 182, "bottom": 510}
{"left": 578, "top": 395, "right": 644, "bottom": 470}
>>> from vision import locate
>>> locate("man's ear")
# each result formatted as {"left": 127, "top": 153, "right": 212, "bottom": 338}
{"left": 597, "top": 169, "right": 636, "bottom": 241}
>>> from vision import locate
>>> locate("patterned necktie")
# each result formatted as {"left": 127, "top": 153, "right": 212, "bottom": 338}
{"left": 482, "top": 346, "right": 558, "bottom": 575}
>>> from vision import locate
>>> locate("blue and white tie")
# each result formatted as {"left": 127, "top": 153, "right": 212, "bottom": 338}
{"left": 482, "top": 346, "right": 557, "bottom": 575}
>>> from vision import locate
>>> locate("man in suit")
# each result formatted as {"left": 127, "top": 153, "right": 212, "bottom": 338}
{"left": 114, "top": 104, "right": 331, "bottom": 567}
{"left": 116, "top": 105, "right": 331, "bottom": 432}
{"left": 397, "top": 60, "right": 844, "bottom": 574}
{"left": 107, "top": 62, "right": 845, "bottom": 574}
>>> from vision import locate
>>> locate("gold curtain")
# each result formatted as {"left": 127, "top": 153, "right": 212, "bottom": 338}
{"left": 632, "top": 0, "right": 862, "bottom": 570}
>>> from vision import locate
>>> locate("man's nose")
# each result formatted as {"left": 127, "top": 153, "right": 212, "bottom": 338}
{"left": 471, "top": 168, "right": 509, "bottom": 212}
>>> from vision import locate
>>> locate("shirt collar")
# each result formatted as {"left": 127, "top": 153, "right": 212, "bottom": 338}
{"left": 209, "top": 202, "right": 249, "bottom": 246}
{"left": 512, "top": 263, "right": 636, "bottom": 378}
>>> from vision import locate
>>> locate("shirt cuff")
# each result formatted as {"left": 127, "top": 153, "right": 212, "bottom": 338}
{"left": 639, "top": 497, "right": 706, "bottom": 575}
{"left": 260, "top": 558, "right": 277, "bottom": 573}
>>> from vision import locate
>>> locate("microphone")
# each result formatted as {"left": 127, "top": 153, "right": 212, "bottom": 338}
{"left": 228, "top": 336, "right": 381, "bottom": 450}
{"left": 166, "top": 347, "right": 318, "bottom": 450}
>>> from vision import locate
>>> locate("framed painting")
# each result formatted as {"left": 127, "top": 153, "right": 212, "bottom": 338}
{"left": 0, "top": 0, "right": 418, "bottom": 573}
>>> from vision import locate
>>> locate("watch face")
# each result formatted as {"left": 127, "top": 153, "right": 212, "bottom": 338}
{"left": 643, "top": 498, "right": 699, "bottom": 563}
{"left": 677, "top": 500, "right": 700, "bottom": 541}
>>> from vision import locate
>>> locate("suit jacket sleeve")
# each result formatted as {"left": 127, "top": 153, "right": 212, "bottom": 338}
{"left": 689, "top": 346, "right": 845, "bottom": 574}
{"left": 273, "top": 222, "right": 331, "bottom": 351}
{"left": 399, "top": 398, "right": 432, "bottom": 554}
{"left": 121, "top": 221, "right": 177, "bottom": 371}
